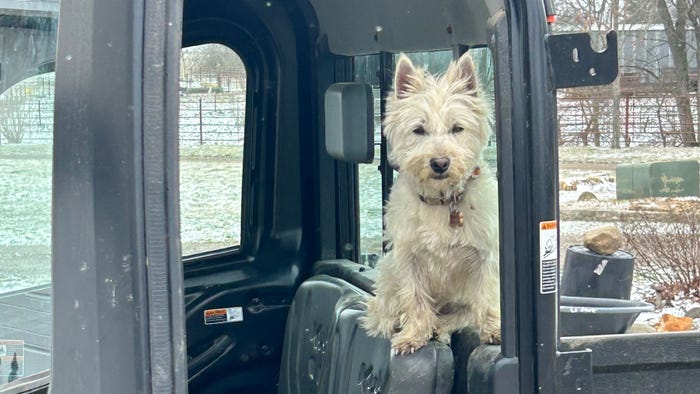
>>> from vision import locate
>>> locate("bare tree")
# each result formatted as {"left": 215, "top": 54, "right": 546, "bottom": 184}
{"left": 656, "top": 0, "right": 697, "bottom": 145}
{"left": 180, "top": 44, "right": 246, "bottom": 88}
{"left": 0, "top": 85, "right": 31, "bottom": 144}
{"left": 556, "top": 0, "right": 698, "bottom": 146}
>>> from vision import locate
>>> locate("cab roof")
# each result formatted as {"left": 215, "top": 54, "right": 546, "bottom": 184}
{"left": 308, "top": 0, "right": 504, "bottom": 55}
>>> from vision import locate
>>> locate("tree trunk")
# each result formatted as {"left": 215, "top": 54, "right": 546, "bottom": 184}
{"left": 693, "top": 26, "right": 700, "bottom": 145}
{"left": 676, "top": 94, "right": 697, "bottom": 145}
{"left": 612, "top": 78, "right": 622, "bottom": 148}
{"left": 593, "top": 99, "right": 601, "bottom": 147}
{"left": 611, "top": 0, "right": 622, "bottom": 148}
{"left": 692, "top": 17, "right": 700, "bottom": 141}
{"left": 656, "top": 0, "right": 698, "bottom": 146}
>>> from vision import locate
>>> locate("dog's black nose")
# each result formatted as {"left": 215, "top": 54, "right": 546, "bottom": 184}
{"left": 430, "top": 157, "right": 450, "bottom": 174}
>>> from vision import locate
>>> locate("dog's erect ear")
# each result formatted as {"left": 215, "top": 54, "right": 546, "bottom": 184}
{"left": 394, "top": 54, "right": 422, "bottom": 99}
{"left": 446, "top": 52, "right": 478, "bottom": 93}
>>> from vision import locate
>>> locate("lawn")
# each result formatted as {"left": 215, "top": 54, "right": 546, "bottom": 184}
{"left": 0, "top": 144, "right": 244, "bottom": 291}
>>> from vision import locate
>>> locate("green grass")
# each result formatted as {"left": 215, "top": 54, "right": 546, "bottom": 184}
{"left": 0, "top": 147, "right": 52, "bottom": 291}
{"left": 180, "top": 144, "right": 244, "bottom": 160}
{"left": 180, "top": 158, "right": 242, "bottom": 256}
{"left": 0, "top": 143, "right": 246, "bottom": 290}
{"left": 0, "top": 144, "right": 52, "bottom": 158}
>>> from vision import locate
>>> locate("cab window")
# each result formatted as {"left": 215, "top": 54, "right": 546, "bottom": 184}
{"left": 179, "top": 43, "right": 247, "bottom": 256}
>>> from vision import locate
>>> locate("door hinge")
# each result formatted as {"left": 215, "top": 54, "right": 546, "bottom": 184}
{"left": 546, "top": 31, "right": 618, "bottom": 89}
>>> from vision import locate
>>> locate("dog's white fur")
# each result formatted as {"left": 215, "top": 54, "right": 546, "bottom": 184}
{"left": 361, "top": 53, "right": 500, "bottom": 354}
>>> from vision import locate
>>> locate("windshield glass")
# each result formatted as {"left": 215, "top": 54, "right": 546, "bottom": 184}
{"left": 555, "top": 0, "right": 699, "bottom": 337}
{"left": 0, "top": 0, "right": 59, "bottom": 386}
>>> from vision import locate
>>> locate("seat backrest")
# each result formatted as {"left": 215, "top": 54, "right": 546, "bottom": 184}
{"left": 278, "top": 267, "right": 454, "bottom": 394}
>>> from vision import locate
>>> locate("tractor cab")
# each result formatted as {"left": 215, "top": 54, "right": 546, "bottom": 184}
{"left": 1, "top": 0, "right": 699, "bottom": 393}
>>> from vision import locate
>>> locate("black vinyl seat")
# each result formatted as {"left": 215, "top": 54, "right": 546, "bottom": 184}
{"left": 278, "top": 260, "right": 455, "bottom": 394}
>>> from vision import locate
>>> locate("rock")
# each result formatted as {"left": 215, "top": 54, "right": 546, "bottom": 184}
{"left": 559, "top": 180, "right": 577, "bottom": 191}
{"left": 655, "top": 313, "right": 693, "bottom": 332}
{"left": 586, "top": 176, "right": 603, "bottom": 184}
{"left": 627, "top": 323, "right": 656, "bottom": 334}
{"left": 685, "top": 307, "right": 700, "bottom": 319}
{"left": 577, "top": 191, "right": 598, "bottom": 201}
{"left": 583, "top": 226, "right": 623, "bottom": 255}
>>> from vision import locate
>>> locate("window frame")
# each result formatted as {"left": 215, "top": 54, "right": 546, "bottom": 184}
{"left": 179, "top": 19, "right": 278, "bottom": 270}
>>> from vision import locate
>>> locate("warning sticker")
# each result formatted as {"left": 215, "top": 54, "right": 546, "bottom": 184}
{"left": 204, "top": 307, "right": 244, "bottom": 325}
{"left": 539, "top": 220, "right": 558, "bottom": 294}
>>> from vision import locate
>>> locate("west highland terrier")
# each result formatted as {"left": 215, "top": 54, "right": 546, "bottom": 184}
{"left": 361, "top": 52, "right": 500, "bottom": 355}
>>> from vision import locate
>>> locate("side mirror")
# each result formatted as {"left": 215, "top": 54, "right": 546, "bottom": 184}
{"left": 324, "top": 83, "right": 375, "bottom": 163}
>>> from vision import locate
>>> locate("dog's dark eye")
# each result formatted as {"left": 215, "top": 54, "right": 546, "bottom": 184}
{"left": 451, "top": 125, "right": 464, "bottom": 133}
{"left": 413, "top": 126, "right": 426, "bottom": 135}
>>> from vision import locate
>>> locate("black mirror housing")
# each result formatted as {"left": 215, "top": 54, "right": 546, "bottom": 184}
{"left": 324, "top": 83, "right": 374, "bottom": 163}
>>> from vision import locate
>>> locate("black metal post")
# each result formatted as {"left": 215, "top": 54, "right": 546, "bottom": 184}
{"left": 199, "top": 97, "right": 204, "bottom": 145}
{"left": 512, "top": 0, "right": 560, "bottom": 391}
{"left": 52, "top": 0, "right": 186, "bottom": 391}
{"left": 378, "top": 52, "right": 393, "bottom": 253}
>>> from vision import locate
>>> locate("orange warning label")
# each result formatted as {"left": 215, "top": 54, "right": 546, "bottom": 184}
{"left": 204, "top": 307, "right": 244, "bottom": 325}
{"left": 540, "top": 220, "right": 557, "bottom": 230}
{"left": 205, "top": 309, "right": 226, "bottom": 317}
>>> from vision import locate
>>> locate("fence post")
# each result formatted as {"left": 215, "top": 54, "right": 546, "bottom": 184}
{"left": 199, "top": 97, "right": 203, "bottom": 145}
{"left": 624, "top": 95, "right": 629, "bottom": 147}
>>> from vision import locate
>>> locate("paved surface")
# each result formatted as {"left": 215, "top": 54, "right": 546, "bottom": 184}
{"left": 0, "top": 285, "right": 51, "bottom": 382}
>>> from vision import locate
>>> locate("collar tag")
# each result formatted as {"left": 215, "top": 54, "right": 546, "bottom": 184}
{"left": 449, "top": 194, "right": 464, "bottom": 227}
{"left": 449, "top": 209, "right": 464, "bottom": 227}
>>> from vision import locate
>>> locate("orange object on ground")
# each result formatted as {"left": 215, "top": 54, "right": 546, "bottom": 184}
{"left": 655, "top": 313, "right": 693, "bottom": 332}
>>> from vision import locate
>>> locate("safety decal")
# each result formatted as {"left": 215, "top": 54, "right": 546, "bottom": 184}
{"left": 204, "top": 307, "right": 244, "bottom": 325}
{"left": 539, "top": 220, "right": 558, "bottom": 294}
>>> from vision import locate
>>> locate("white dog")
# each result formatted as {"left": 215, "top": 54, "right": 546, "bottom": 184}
{"left": 361, "top": 52, "right": 500, "bottom": 355}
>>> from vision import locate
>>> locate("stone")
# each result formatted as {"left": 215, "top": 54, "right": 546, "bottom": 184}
{"left": 583, "top": 226, "right": 623, "bottom": 255}
{"left": 559, "top": 180, "right": 577, "bottom": 191}
{"left": 577, "top": 191, "right": 598, "bottom": 201}
{"left": 655, "top": 313, "right": 693, "bottom": 332}
{"left": 685, "top": 307, "right": 700, "bottom": 319}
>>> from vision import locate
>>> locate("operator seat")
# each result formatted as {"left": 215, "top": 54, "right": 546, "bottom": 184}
{"left": 278, "top": 260, "right": 454, "bottom": 394}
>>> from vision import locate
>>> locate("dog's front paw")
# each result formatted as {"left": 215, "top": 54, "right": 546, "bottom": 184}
{"left": 480, "top": 323, "right": 501, "bottom": 344}
{"left": 477, "top": 307, "right": 501, "bottom": 344}
{"left": 391, "top": 329, "right": 431, "bottom": 355}
{"left": 434, "top": 330, "right": 452, "bottom": 345}
{"left": 481, "top": 331, "right": 501, "bottom": 345}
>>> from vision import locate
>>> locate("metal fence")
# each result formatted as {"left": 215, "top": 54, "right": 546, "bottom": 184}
{"left": 0, "top": 88, "right": 247, "bottom": 146}
{"left": 179, "top": 93, "right": 246, "bottom": 146}
{"left": 558, "top": 90, "right": 699, "bottom": 147}
{"left": 3, "top": 76, "right": 700, "bottom": 148}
